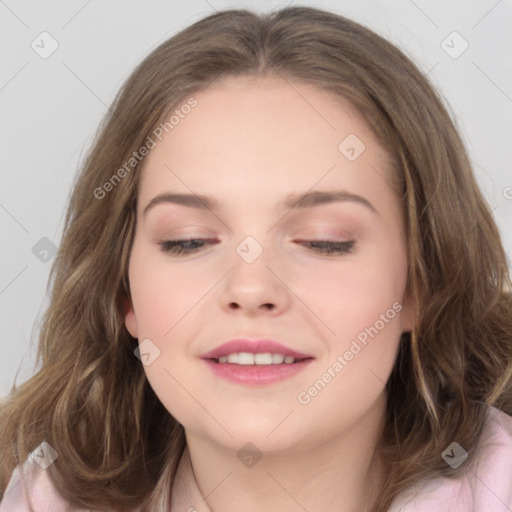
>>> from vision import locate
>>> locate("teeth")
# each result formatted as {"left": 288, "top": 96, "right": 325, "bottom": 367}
{"left": 272, "top": 353, "right": 284, "bottom": 364}
{"left": 238, "top": 352, "right": 254, "bottom": 365}
{"left": 254, "top": 353, "right": 272, "bottom": 364}
{"left": 217, "top": 352, "right": 297, "bottom": 365}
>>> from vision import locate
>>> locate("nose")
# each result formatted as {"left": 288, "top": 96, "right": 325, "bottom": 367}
{"left": 219, "top": 242, "right": 291, "bottom": 316}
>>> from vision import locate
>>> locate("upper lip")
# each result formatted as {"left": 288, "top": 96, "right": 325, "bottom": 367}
{"left": 201, "top": 339, "right": 314, "bottom": 360}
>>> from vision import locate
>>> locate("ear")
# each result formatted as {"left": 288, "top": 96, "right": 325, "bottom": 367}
{"left": 123, "top": 296, "right": 138, "bottom": 338}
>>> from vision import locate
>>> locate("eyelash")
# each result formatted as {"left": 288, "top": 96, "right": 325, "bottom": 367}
{"left": 158, "top": 238, "right": 355, "bottom": 256}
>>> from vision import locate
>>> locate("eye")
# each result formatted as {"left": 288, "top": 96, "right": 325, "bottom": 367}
{"left": 296, "top": 239, "right": 355, "bottom": 255}
{"left": 158, "top": 238, "right": 219, "bottom": 256}
{"left": 158, "top": 238, "right": 355, "bottom": 257}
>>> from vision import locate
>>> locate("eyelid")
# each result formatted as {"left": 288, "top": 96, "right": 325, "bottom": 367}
{"left": 152, "top": 219, "right": 357, "bottom": 246}
{"left": 291, "top": 228, "right": 353, "bottom": 240}
{"left": 157, "top": 236, "right": 356, "bottom": 258}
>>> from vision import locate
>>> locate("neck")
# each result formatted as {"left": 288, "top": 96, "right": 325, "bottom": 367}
{"left": 179, "top": 391, "right": 387, "bottom": 512}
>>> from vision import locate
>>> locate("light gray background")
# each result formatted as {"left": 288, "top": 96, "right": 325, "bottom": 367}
{"left": 1, "top": 0, "right": 511, "bottom": 399}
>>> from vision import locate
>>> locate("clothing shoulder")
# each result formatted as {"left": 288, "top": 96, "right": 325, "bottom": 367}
{"left": 0, "top": 459, "right": 143, "bottom": 512}
{"left": 389, "top": 405, "right": 512, "bottom": 511}
{"left": 0, "top": 459, "right": 72, "bottom": 512}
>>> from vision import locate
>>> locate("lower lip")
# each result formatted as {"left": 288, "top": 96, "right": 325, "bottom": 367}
{"left": 202, "top": 358, "right": 313, "bottom": 385}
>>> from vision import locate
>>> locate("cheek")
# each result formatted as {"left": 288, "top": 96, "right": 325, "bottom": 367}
{"left": 128, "top": 244, "right": 204, "bottom": 335}
{"left": 296, "top": 250, "right": 407, "bottom": 335}
{"left": 292, "top": 263, "right": 405, "bottom": 425}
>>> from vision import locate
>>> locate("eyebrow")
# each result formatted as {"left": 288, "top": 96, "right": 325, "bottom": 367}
{"left": 143, "top": 190, "right": 378, "bottom": 216}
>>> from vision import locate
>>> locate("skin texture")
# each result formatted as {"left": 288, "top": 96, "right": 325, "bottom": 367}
{"left": 125, "top": 74, "right": 414, "bottom": 512}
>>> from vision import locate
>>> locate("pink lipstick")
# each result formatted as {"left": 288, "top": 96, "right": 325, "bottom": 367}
{"left": 201, "top": 338, "right": 314, "bottom": 386}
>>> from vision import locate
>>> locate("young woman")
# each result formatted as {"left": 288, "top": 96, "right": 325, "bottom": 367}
{"left": 1, "top": 6, "right": 511, "bottom": 512}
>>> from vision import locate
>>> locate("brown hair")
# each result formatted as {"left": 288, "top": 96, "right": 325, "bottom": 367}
{"left": 1, "top": 6, "right": 511, "bottom": 512}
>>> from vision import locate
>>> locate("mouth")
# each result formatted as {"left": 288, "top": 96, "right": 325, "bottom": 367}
{"left": 200, "top": 338, "right": 313, "bottom": 361}
{"left": 202, "top": 352, "right": 314, "bottom": 385}
{"left": 208, "top": 352, "right": 313, "bottom": 365}
{"left": 200, "top": 338, "right": 315, "bottom": 385}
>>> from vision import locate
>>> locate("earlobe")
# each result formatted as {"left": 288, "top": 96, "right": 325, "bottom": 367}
{"left": 123, "top": 296, "right": 138, "bottom": 338}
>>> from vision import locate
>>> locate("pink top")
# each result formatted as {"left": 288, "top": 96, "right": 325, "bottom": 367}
{"left": 1, "top": 405, "right": 511, "bottom": 511}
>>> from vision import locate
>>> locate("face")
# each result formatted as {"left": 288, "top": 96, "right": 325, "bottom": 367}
{"left": 124, "top": 75, "right": 414, "bottom": 454}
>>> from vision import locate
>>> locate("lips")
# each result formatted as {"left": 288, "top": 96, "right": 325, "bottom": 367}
{"left": 200, "top": 338, "right": 314, "bottom": 361}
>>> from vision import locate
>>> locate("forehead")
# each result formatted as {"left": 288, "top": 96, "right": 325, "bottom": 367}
{"left": 137, "top": 75, "right": 396, "bottom": 210}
